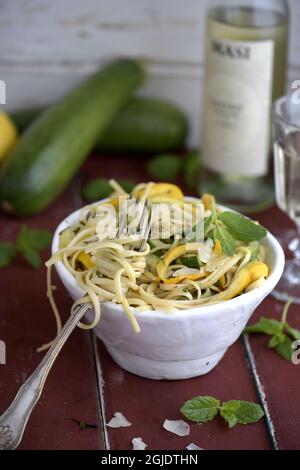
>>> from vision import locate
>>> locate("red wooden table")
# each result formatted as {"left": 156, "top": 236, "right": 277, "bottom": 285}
{"left": 0, "top": 154, "right": 299, "bottom": 450}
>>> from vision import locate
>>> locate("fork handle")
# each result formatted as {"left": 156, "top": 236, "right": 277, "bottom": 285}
{"left": 0, "top": 303, "right": 92, "bottom": 450}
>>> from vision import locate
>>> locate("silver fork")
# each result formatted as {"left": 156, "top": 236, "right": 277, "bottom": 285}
{"left": 0, "top": 196, "right": 152, "bottom": 450}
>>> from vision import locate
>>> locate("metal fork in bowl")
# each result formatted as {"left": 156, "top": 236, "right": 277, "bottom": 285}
{"left": 0, "top": 196, "right": 152, "bottom": 450}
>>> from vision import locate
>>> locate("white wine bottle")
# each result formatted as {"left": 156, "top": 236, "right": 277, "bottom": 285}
{"left": 201, "top": 0, "right": 289, "bottom": 212}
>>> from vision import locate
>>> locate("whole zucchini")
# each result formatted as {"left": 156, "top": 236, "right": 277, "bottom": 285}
{"left": 98, "top": 97, "right": 188, "bottom": 152}
{"left": 0, "top": 59, "right": 144, "bottom": 215}
{"left": 11, "top": 97, "right": 188, "bottom": 153}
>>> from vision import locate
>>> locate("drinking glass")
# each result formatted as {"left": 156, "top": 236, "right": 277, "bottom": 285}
{"left": 272, "top": 93, "right": 300, "bottom": 303}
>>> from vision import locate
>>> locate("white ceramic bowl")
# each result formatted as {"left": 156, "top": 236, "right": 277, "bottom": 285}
{"left": 52, "top": 203, "right": 285, "bottom": 380}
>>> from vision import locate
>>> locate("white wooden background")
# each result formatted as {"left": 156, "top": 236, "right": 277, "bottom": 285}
{"left": 1, "top": 0, "right": 299, "bottom": 145}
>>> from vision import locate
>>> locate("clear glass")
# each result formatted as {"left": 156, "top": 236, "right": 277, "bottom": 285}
{"left": 200, "top": 0, "right": 289, "bottom": 213}
{"left": 272, "top": 94, "right": 300, "bottom": 303}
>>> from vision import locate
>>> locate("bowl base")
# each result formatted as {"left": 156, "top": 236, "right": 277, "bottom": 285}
{"left": 104, "top": 343, "right": 226, "bottom": 380}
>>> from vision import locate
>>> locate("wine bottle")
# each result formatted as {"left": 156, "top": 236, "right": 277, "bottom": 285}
{"left": 201, "top": 0, "right": 289, "bottom": 212}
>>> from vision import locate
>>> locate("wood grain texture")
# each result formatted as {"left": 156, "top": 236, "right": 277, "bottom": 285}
{"left": 1, "top": 0, "right": 299, "bottom": 145}
{"left": 245, "top": 207, "right": 300, "bottom": 450}
{"left": 0, "top": 184, "right": 105, "bottom": 450}
{"left": 0, "top": 154, "right": 300, "bottom": 449}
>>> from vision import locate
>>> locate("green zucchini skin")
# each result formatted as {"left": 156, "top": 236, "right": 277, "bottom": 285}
{"left": 0, "top": 59, "right": 144, "bottom": 215}
{"left": 10, "top": 108, "right": 43, "bottom": 133}
{"left": 98, "top": 97, "right": 188, "bottom": 152}
{"left": 11, "top": 97, "right": 188, "bottom": 152}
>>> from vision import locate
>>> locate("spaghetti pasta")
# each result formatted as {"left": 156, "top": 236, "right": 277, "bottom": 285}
{"left": 43, "top": 181, "right": 268, "bottom": 350}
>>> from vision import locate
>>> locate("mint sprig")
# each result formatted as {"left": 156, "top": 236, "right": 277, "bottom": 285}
{"left": 245, "top": 300, "right": 300, "bottom": 361}
{"left": 0, "top": 225, "right": 52, "bottom": 270}
{"left": 201, "top": 197, "right": 267, "bottom": 256}
{"left": 181, "top": 395, "right": 264, "bottom": 428}
{"left": 218, "top": 212, "right": 267, "bottom": 242}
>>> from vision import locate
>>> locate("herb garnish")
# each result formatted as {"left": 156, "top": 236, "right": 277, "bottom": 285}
{"left": 180, "top": 395, "right": 264, "bottom": 428}
{"left": 0, "top": 225, "right": 52, "bottom": 269}
{"left": 245, "top": 300, "right": 300, "bottom": 361}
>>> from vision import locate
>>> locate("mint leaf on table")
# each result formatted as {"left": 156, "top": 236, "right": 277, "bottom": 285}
{"left": 275, "top": 336, "right": 294, "bottom": 361}
{"left": 245, "top": 317, "right": 283, "bottom": 336}
{"left": 213, "top": 225, "right": 236, "bottom": 256}
{"left": 268, "top": 332, "right": 286, "bottom": 348}
{"left": 82, "top": 178, "right": 112, "bottom": 201}
{"left": 184, "top": 150, "right": 201, "bottom": 189}
{"left": 180, "top": 396, "right": 220, "bottom": 423}
{"left": 284, "top": 324, "right": 300, "bottom": 340}
{"left": 16, "top": 225, "right": 52, "bottom": 269}
{"left": 180, "top": 395, "right": 264, "bottom": 428}
{"left": 0, "top": 241, "right": 15, "bottom": 268}
{"left": 218, "top": 212, "right": 267, "bottom": 242}
{"left": 147, "top": 154, "right": 182, "bottom": 181}
{"left": 245, "top": 301, "right": 300, "bottom": 362}
{"left": 220, "top": 400, "right": 264, "bottom": 428}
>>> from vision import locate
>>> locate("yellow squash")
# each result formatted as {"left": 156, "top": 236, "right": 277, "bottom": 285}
{"left": 0, "top": 111, "right": 18, "bottom": 164}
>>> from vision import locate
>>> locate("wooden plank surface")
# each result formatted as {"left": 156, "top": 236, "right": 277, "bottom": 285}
{"left": 245, "top": 208, "right": 300, "bottom": 450}
{"left": 0, "top": 185, "right": 105, "bottom": 450}
{"left": 0, "top": 153, "right": 299, "bottom": 450}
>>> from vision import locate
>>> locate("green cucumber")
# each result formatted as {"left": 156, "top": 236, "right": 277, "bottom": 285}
{"left": 0, "top": 59, "right": 144, "bottom": 215}
{"left": 11, "top": 97, "right": 188, "bottom": 152}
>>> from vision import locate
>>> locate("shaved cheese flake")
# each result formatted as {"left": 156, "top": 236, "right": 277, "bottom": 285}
{"left": 132, "top": 437, "right": 148, "bottom": 450}
{"left": 198, "top": 239, "right": 214, "bottom": 263}
{"left": 186, "top": 443, "right": 204, "bottom": 450}
{"left": 163, "top": 419, "right": 190, "bottom": 437}
{"left": 106, "top": 412, "right": 132, "bottom": 428}
{"left": 172, "top": 267, "right": 199, "bottom": 277}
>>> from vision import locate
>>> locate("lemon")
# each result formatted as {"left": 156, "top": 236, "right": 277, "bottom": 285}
{"left": 0, "top": 111, "right": 18, "bottom": 163}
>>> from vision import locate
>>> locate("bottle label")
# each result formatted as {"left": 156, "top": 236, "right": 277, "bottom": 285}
{"left": 203, "top": 35, "right": 274, "bottom": 177}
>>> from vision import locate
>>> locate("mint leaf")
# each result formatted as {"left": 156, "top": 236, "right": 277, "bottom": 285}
{"left": 20, "top": 247, "right": 42, "bottom": 269}
{"left": 180, "top": 396, "right": 220, "bottom": 423}
{"left": 245, "top": 317, "right": 283, "bottom": 336}
{"left": 275, "top": 336, "right": 294, "bottom": 361}
{"left": 213, "top": 225, "right": 236, "bottom": 256}
{"left": 218, "top": 212, "right": 267, "bottom": 242}
{"left": 82, "top": 178, "right": 112, "bottom": 201}
{"left": 220, "top": 400, "right": 264, "bottom": 428}
{"left": 147, "top": 154, "right": 182, "bottom": 181}
{"left": 268, "top": 333, "right": 286, "bottom": 348}
{"left": 17, "top": 225, "right": 52, "bottom": 251}
{"left": 180, "top": 255, "right": 199, "bottom": 269}
{"left": 16, "top": 225, "right": 52, "bottom": 269}
{"left": 0, "top": 241, "right": 15, "bottom": 268}
{"left": 204, "top": 215, "right": 213, "bottom": 237}
{"left": 184, "top": 151, "right": 201, "bottom": 189}
{"left": 285, "top": 324, "right": 300, "bottom": 341}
